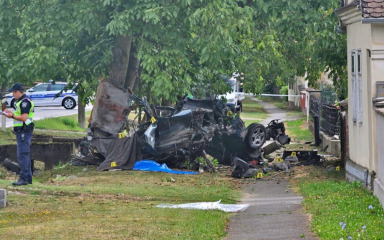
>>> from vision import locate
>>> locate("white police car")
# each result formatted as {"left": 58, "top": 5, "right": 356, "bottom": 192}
{"left": 5, "top": 82, "right": 78, "bottom": 109}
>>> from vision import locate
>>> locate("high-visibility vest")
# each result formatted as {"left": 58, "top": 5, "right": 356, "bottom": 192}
{"left": 14, "top": 98, "right": 34, "bottom": 127}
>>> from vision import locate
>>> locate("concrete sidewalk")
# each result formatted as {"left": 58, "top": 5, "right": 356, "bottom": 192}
{"left": 225, "top": 177, "right": 318, "bottom": 240}
{"left": 225, "top": 99, "right": 318, "bottom": 239}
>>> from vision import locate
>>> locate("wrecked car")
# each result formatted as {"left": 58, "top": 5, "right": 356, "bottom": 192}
{"left": 131, "top": 92, "right": 267, "bottom": 167}
{"left": 76, "top": 79, "right": 267, "bottom": 170}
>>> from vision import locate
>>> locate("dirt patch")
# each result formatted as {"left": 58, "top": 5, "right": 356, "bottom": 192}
{"left": 292, "top": 165, "right": 310, "bottom": 179}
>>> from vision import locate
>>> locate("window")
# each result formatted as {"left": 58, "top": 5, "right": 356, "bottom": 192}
{"left": 357, "top": 50, "right": 363, "bottom": 123}
{"left": 33, "top": 84, "right": 48, "bottom": 92}
{"left": 351, "top": 51, "right": 357, "bottom": 122}
{"left": 49, "top": 84, "right": 65, "bottom": 91}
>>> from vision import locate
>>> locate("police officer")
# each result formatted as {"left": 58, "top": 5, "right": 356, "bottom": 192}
{"left": 4, "top": 83, "right": 35, "bottom": 186}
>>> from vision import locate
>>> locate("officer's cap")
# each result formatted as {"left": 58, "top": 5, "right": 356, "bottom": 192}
{"left": 8, "top": 83, "right": 23, "bottom": 92}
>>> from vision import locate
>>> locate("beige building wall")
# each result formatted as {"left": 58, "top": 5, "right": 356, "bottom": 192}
{"left": 345, "top": 16, "right": 375, "bottom": 171}
{"left": 371, "top": 25, "right": 384, "bottom": 175}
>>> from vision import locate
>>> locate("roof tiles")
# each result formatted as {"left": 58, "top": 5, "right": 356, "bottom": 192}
{"left": 362, "top": 0, "right": 384, "bottom": 18}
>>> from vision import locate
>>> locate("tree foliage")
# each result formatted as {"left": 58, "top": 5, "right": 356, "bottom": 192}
{"left": 0, "top": 0, "right": 347, "bottom": 107}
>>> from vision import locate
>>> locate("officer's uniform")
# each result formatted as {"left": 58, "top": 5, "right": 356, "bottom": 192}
{"left": 13, "top": 94, "right": 35, "bottom": 184}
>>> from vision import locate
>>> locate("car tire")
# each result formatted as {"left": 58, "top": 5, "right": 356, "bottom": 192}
{"left": 245, "top": 123, "right": 266, "bottom": 150}
{"left": 10, "top": 99, "right": 16, "bottom": 110}
{"left": 63, "top": 97, "right": 76, "bottom": 109}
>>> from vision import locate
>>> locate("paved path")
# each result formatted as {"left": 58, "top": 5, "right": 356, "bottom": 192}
{"left": 256, "top": 98, "right": 302, "bottom": 126}
{"left": 225, "top": 99, "right": 318, "bottom": 240}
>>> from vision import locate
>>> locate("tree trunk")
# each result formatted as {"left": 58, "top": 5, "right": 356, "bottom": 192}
{"left": 124, "top": 45, "right": 140, "bottom": 91}
{"left": 0, "top": 81, "right": 7, "bottom": 99}
{"left": 109, "top": 35, "right": 132, "bottom": 88}
{"left": 78, "top": 99, "right": 86, "bottom": 129}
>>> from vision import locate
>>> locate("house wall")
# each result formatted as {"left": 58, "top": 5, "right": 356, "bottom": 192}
{"left": 371, "top": 24, "right": 384, "bottom": 174}
{"left": 375, "top": 110, "right": 384, "bottom": 206}
{"left": 372, "top": 24, "right": 384, "bottom": 206}
{"left": 347, "top": 21, "right": 374, "bottom": 171}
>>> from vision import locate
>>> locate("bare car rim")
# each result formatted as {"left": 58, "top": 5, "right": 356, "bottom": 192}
{"left": 246, "top": 123, "right": 266, "bottom": 149}
{"left": 251, "top": 128, "right": 265, "bottom": 148}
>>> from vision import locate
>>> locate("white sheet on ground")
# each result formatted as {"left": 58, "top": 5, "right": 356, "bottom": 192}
{"left": 156, "top": 200, "right": 249, "bottom": 213}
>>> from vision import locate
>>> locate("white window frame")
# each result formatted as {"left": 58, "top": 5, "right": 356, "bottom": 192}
{"left": 357, "top": 50, "right": 363, "bottom": 123}
{"left": 351, "top": 50, "right": 357, "bottom": 122}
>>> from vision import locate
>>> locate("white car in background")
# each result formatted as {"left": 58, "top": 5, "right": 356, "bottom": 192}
{"left": 218, "top": 73, "right": 245, "bottom": 113}
{"left": 5, "top": 82, "right": 78, "bottom": 109}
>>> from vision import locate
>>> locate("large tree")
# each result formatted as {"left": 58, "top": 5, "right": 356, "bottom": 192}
{"left": 0, "top": 0, "right": 347, "bottom": 127}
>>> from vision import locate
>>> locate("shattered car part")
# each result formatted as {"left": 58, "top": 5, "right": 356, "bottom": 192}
{"left": 231, "top": 157, "right": 259, "bottom": 178}
{"left": 272, "top": 162, "right": 290, "bottom": 172}
{"left": 282, "top": 150, "right": 320, "bottom": 162}
{"left": 262, "top": 141, "right": 282, "bottom": 156}
{"left": 266, "top": 119, "right": 291, "bottom": 145}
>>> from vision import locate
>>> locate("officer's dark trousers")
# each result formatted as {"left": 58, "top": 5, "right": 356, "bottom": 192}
{"left": 16, "top": 131, "right": 33, "bottom": 183}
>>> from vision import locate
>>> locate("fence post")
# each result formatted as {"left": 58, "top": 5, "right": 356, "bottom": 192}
{"left": 1, "top": 101, "right": 5, "bottom": 132}
{"left": 314, "top": 116, "right": 321, "bottom": 146}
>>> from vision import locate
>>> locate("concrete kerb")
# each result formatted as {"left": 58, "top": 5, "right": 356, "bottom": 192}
{"left": 0, "top": 189, "right": 6, "bottom": 208}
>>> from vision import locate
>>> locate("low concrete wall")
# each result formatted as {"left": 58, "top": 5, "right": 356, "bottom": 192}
{"left": 374, "top": 178, "right": 384, "bottom": 207}
{"left": 0, "top": 142, "right": 75, "bottom": 170}
{"left": 0, "top": 189, "right": 6, "bottom": 208}
{"left": 345, "top": 160, "right": 375, "bottom": 190}
{"left": 320, "top": 131, "right": 341, "bottom": 157}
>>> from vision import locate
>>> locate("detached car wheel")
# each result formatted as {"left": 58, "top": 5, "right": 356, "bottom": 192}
{"left": 63, "top": 97, "right": 76, "bottom": 109}
{"left": 245, "top": 123, "right": 266, "bottom": 150}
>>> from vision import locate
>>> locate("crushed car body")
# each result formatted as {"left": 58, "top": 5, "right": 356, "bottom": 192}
{"left": 73, "top": 79, "right": 269, "bottom": 170}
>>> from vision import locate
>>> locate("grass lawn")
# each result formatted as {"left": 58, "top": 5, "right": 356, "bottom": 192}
{"left": 34, "top": 111, "right": 92, "bottom": 132}
{"left": 240, "top": 96, "right": 267, "bottom": 126}
{"left": 280, "top": 108, "right": 384, "bottom": 239}
{"left": 0, "top": 166, "right": 240, "bottom": 239}
{"left": 293, "top": 165, "right": 384, "bottom": 240}
{"left": 285, "top": 118, "right": 314, "bottom": 143}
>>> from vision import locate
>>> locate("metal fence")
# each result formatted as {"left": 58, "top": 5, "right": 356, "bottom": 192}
{"left": 308, "top": 90, "right": 341, "bottom": 136}
{"left": 321, "top": 104, "right": 340, "bottom": 136}
{"left": 309, "top": 95, "right": 321, "bottom": 117}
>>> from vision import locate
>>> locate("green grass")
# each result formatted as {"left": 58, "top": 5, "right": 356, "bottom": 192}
{"left": 240, "top": 96, "right": 267, "bottom": 127}
{"left": 286, "top": 111, "right": 306, "bottom": 118}
{"left": 0, "top": 128, "right": 17, "bottom": 144}
{"left": 242, "top": 96, "right": 266, "bottom": 112}
{"left": 285, "top": 118, "right": 314, "bottom": 142}
{"left": 295, "top": 166, "right": 384, "bottom": 240}
{"left": 0, "top": 165, "right": 240, "bottom": 239}
{"left": 243, "top": 119, "right": 261, "bottom": 126}
{"left": 34, "top": 112, "right": 91, "bottom": 132}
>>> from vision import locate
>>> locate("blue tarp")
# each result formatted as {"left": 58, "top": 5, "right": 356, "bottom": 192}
{"left": 133, "top": 160, "right": 198, "bottom": 175}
